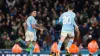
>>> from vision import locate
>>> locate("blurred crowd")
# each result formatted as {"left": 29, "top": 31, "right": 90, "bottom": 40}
{"left": 0, "top": 0, "right": 100, "bottom": 50}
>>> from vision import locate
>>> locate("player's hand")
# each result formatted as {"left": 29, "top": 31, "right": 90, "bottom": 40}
{"left": 40, "top": 29, "right": 43, "bottom": 34}
{"left": 40, "top": 28, "right": 43, "bottom": 31}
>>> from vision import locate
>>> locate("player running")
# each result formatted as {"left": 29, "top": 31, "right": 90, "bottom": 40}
{"left": 56, "top": 4, "right": 80, "bottom": 56}
{"left": 17, "top": 9, "right": 43, "bottom": 56}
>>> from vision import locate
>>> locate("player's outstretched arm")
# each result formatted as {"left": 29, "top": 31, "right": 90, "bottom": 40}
{"left": 32, "top": 24, "right": 43, "bottom": 33}
{"left": 32, "top": 24, "right": 43, "bottom": 30}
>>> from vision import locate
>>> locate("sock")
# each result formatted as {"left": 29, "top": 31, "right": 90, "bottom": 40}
{"left": 29, "top": 42, "right": 34, "bottom": 56}
{"left": 20, "top": 39, "right": 27, "bottom": 46}
{"left": 67, "top": 39, "right": 74, "bottom": 49}
{"left": 58, "top": 41, "right": 63, "bottom": 51}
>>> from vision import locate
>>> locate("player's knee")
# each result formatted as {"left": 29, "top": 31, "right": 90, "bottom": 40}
{"left": 60, "top": 37, "right": 66, "bottom": 42}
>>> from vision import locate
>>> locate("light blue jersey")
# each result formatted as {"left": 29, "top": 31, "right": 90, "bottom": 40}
{"left": 59, "top": 11, "right": 77, "bottom": 32}
{"left": 26, "top": 16, "right": 37, "bottom": 33}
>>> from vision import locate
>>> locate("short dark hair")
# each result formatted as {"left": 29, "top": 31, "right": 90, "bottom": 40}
{"left": 31, "top": 8, "right": 36, "bottom": 13}
{"left": 68, "top": 4, "right": 74, "bottom": 10}
{"left": 30, "top": 8, "right": 36, "bottom": 14}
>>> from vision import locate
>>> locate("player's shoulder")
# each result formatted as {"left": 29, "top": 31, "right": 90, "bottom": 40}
{"left": 28, "top": 16, "right": 34, "bottom": 18}
{"left": 70, "top": 11, "right": 76, "bottom": 16}
{"left": 60, "top": 11, "right": 75, "bottom": 16}
{"left": 63, "top": 12, "right": 67, "bottom": 15}
{"left": 28, "top": 16, "right": 35, "bottom": 20}
{"left": 62, "top": 11, "right": 73, "bottom": 15}
{"left": 68, "top": 11, "right": 76, "bottom": 17}
{"left": 61, "top": 12, "right": 67, "bottom": 16}
{"left": 72, "top": 12, "right": 76, "bottom": 16}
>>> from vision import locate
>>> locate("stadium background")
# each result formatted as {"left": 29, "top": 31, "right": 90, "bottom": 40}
{"left": 0, "top": 0, "right": 100, "bottom": 56}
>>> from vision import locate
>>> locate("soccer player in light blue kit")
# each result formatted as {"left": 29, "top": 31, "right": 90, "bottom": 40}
{"left": 56, "top": 4, "right": 80, "bottom": 56}
{"left": 26, "top": 9, "right": 43, "bottom": 56}
{"left": 17, "top": 9, "right": 43, "bottom": 56}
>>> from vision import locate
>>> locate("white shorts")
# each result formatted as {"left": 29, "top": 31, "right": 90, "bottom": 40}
{"left": 25, "top": 31, "right": 37, "bottom": 41}
{"left": 61, "top": 31, "right": 74, "bottom": 38}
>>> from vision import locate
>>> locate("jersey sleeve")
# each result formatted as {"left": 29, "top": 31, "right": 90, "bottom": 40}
{"left": 72, "top": 14, "right": 77, "bottom": 27}
{"left": 30, "top": 17, "right": 35, "bottom": 25}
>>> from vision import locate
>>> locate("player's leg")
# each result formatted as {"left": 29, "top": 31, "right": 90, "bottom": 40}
{"left": 66, "top": 38, "right": 74, "bottom": 52}
{"left": 63, "top": 36, "right": 72, "bottom": 56}
{"left": 16, "top": 31, "right": 29, "bottom": 47}
{"left": 29, "top": 41, "right": 36, "bottom": 56}
{"left": 63, "top": 38, "right": 70, "bottom": 49}
{"left": 65, "top": 38, "right": 74, "bottom": 56}
{"left": 56, "top": 32, "right": 67, "bottom": 56}
{"left": 25, "top": 31, "right": 33, "bottom": 53}
{"left": 16, "top": 38, "right": 27, "bottom": 46}
{"left": 58, "top": 36, "right": 66, "bottom": 51}
{"left": 65, "top": 32, "right": 74, "bottom": 55}
{"left": 57, "top": 37, "right": 66, "bottom": 56}
{"left": 28, "top": 32, "right": 37, "bottom": 56}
